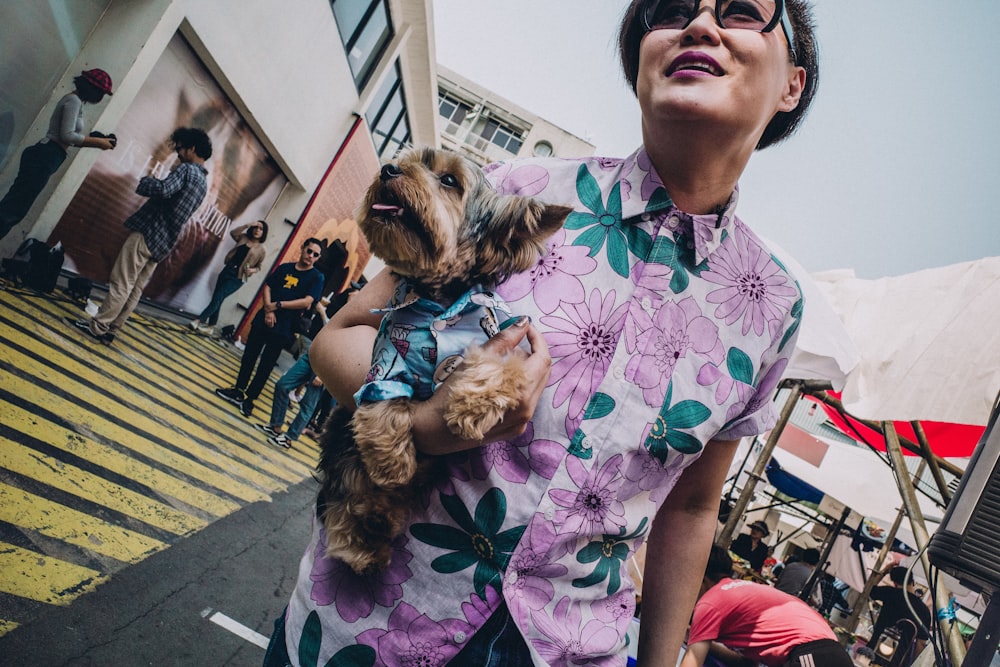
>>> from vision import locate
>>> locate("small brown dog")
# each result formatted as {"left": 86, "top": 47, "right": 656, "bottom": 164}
{"left": 316, "top": 147, "right": 571, "bottom": 574}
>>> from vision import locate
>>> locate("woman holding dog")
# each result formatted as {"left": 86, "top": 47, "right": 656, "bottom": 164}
{"left": 268, "top": 1, "right": 818, "bottom": 665}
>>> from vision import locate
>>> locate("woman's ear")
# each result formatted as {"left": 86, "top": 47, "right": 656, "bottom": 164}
{"left": 780, "top": 66, "right": 807, "bottom": 112}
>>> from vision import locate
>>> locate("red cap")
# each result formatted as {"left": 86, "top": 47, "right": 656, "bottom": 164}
{"left": 81, "top": 68, "right": 113, "bottom": 96}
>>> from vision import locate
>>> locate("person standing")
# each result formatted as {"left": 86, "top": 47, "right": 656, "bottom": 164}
{"left": 72, "top": 127, "right": 211, "bottom": 345}
{"left": 267, "top": 0, "right": 820, "bottom": 664}
{"left": 189, "top": 220, "right": 268, "bottom": 335}
{"left": 0, "top": 69, "right": 116, "bottom": 239}
{"left": 214, "top": 238, "right": 324, "bottom": 418}
{"left": 681, "top": 546, "right": 853, "bottom": 667}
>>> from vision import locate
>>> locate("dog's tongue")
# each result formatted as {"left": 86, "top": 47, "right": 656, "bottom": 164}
{"left": 372, "top": 203, "right": 403, "bottom": 217}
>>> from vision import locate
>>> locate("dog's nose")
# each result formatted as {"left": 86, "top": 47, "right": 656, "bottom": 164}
{"left": 380, "top": 163, "right": 402, "bottom": 182}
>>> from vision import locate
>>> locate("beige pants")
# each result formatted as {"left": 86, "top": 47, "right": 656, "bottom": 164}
{"left": 90, "top": 231, "right": 158, "bottom": 335}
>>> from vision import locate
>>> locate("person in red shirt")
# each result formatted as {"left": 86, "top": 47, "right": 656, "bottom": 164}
{"left": 681, "top": 546, "right": 853, "bottom": 667}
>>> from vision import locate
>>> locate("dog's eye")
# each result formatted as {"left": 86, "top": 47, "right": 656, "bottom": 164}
{"left": 439, "top": 173, "right": 460, "bottom": 189}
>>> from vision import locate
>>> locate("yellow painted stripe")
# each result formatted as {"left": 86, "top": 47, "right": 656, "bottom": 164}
{"left": 0, "top": 400, "right": 237, "bottom": 518}
{"left": 0, "top": 541, "right": 105, "bottom": 605}
{"left": 0, "top": 483, "right": 167, "bottom": 563}
{"left": 0, "top": 619, "right": 19, "bottom": 638}
{"left": 3, "top": 302, "right": 314, "bottom": 481}
{"left": 0, "top": 357, "right": 273, "bottom": 504}
{"left": 0, "top": 428, "right": 206, "bottom": 536}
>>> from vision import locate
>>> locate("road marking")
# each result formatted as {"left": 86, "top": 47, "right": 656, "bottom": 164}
{"left": 202, "top": 608, "right": 270, "bottom": 649}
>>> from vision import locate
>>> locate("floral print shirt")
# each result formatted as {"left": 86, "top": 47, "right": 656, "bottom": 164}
{"left": 355, "top": 280, "right": 515, "bottom": 405}
{"left": 283, "top": 147, "right": 803, "bottom": 667}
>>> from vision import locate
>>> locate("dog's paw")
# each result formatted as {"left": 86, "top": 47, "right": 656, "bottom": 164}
{"left": 352, "top": 400, "right": 418, "bottom": 487}
{"left": 444, "top": 345, "right": 527, "bottom": 440}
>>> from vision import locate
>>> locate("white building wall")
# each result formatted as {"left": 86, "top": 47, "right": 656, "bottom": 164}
{"left": 0, "top": 0, "right": 438, "bottom": 262}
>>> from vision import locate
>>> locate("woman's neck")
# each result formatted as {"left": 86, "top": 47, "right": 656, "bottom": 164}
{"left": 642, "top": 121, "right": 756, "bottom": 214}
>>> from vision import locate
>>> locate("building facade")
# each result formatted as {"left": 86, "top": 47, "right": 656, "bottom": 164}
{"left": 437, "top": 65, "right": 594, "bottom": 167}
{"left": 0, "top": 0, "right": 438, "bottom": 326}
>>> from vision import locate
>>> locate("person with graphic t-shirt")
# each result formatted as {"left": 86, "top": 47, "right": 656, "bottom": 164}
{"left": 681, "top": 546, "right": 853, "bottom": 667}
{"left": 214, "top": 237, "right": 324, "bottom": 418}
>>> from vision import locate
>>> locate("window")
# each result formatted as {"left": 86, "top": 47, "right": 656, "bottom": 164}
{"left": 471, "top": 117, "right": 524, "bottom": 155}
{"left": 331, "top": 0, "right": 393, "bottom": 90}
{"left": 533, "top": 141, "right": 554, "bottom": 157}
{"left": 438, "top": 93, "right": 472, "bottom": 135}
{"left": 366, "top": 62, "right": 411, "bottom": 159}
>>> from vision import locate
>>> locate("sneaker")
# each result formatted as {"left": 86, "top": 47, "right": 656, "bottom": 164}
{"left": 214, "top": 387, "right": 245, "bottom": 405}
{"left": 240, "top": 399, "right": 254, "bottom": 418}
{"left": 70, "top": 318, "right": 115, "bottom": 346}
{"left": 268, "top": 433, "right": 293, "bottom": 449}
{"left": 289, "top": 386, "right": 306, "bottom": 403}
{"left": 189, "top": 319, "right": 201, "bottom": 331}
{"left": 255, "top": 423, "right": 280, "bottom": 436}
{"left": 195, "top": 324, "right": 215, "bottom": 335}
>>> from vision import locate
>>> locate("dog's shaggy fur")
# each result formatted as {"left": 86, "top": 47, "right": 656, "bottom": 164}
{"left": 316, "top": 147, "right": 571, "bottom": 574}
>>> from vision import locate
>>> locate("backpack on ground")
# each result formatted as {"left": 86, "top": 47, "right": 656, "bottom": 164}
{"left": 1, "top": 238, "right": 65, "bottom": 292}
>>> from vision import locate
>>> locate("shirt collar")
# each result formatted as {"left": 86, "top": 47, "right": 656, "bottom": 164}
{"left": 620, "top": 146, "right": 740, "bottom": 265}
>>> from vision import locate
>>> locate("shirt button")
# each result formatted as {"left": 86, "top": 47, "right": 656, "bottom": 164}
{"left": 544, "top": 508, "right": 555, "bottom": 521}
{"left": 687, "top": 240, "right": 695, "bottom": 249}
{"left": 641, "top": 212, "right": 650, "bottom": 222}
{"left": 453, "top": 631, "right": 467, "bottom": 644}
{"left": 582, "top": 436, "right": 593, "bottom": 450}
{"left": 668, "top": 215, "right": 679, "bottom": 228}
{"left": 507, "top": 571, "right": 519, "bottom": 585}
{"left": 641, "top": 296, "right": 652, "bottom": 310}
{"left": 614, "top": 366, "right": 624, "bottom": 380}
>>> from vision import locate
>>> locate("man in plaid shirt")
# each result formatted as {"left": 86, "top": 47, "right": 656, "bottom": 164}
{"left": 74, "top": 127, "right": 211, "bottom": 344}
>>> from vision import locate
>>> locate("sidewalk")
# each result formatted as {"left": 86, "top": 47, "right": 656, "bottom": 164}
{"left": 0, "top": 280, "right": 320, "bottom": 637}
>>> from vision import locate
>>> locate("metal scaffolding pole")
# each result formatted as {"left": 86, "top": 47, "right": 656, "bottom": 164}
{"left": 883, "top": 422, "right": 966, "bottom": 667}
{"left": 716, "top": 381, "right": 803, "bottom": 548}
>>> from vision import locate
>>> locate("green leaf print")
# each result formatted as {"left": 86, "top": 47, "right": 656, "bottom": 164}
{"left": 326, "top": 644, "right": 376, "bottom": 667}
{"left": 299, "top": 611, "right": 323, "bottom": 667}
{"left": 726, "top": 347, "right": 754, "bottom": 386}
{"left": 644, "top": 381, "right": 712, "bottom": 458}
{"left": 583, "top": 392, "right": 616, "bottom": 420}
{"left": 411, "top": 489, "right": 526, "bottom": 599}
{"left": 566, "top": 164, "right": 631, "bottom": 278}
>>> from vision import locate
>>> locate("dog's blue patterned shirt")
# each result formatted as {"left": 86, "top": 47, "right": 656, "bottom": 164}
{"left": 354, "top": 278, "right": 515, "bottom": 405}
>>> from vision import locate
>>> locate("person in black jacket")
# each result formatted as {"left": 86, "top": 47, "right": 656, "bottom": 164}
{"left": 730, "top": 520, "right": 771, "bottom": 572}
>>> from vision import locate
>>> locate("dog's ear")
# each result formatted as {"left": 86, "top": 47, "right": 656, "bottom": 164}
{"left": 473, "top": 196, "right": 572, "bottom": 279}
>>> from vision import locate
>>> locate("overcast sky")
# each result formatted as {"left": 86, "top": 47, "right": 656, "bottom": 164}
{"left": 433, "top": 0, "right": 1000, "bottom": 280}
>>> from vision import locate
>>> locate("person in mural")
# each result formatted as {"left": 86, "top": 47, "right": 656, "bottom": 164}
{"left": 72, "top": 127, "right": 211, "bottom": 345}
{"left": 680, "top": 546, "right": 853, "bottom": 667}
{"left": 214, "top": 237, "right": 325, "bottom": 418}
{"left": 189, "top": 220, "right": 268, "bottom": 335}
{"left": 0, "top": 68, "right": 116, "bottom": 240}
{"left": 265, "top": 0, "right": 818, "bottom": 665}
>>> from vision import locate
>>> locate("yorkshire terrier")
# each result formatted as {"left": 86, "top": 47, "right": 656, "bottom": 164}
{"left": 316, "top": 147, "right": 571, "bottom": 574}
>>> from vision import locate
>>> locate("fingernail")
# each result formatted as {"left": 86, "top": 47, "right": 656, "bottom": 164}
{"left": 499, "top": 315, "right": 530, "bottom": 331}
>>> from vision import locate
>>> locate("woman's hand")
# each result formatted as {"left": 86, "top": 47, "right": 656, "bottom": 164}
{"left": 264, "top": 311, "right": 276, "bottom": 328}
{"left": 411, "top": 318, "right": 551, "bottom": 455}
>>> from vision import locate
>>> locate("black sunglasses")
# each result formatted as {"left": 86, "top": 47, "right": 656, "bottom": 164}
{"left": 642, "top": 0, "right": 796, "bottom": 63}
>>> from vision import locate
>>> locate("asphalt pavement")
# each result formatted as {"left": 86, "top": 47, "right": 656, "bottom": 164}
{"left": 0, "top": 281, "right": 321, "bottom": 666}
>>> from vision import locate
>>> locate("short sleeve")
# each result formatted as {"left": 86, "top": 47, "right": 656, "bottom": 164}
{"left": 714, "top": 289, "right": 804, "bottom": 441}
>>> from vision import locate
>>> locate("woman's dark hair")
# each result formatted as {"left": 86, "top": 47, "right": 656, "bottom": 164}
{"left": 617, "top": 0, "right": 819, "bottom": 150}
{"left": 170, "top": 127, "right": 213, "bottom": 159}
{"left": 73, "top": 76, "right": 106, "bottom": 104}
{"left": 705, "top": 545, "right": 734, "bottom": 582}
{"left": 251, "top": 220, "right": 270, "bottom": 242}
